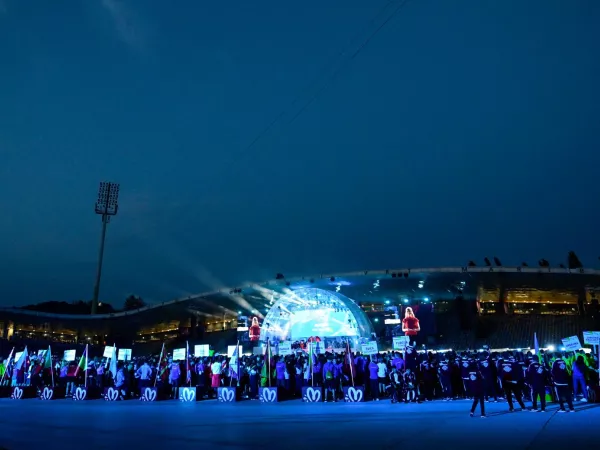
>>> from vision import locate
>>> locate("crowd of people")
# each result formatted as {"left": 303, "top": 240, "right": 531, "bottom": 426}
{"left": 1, "top": 342, "right": 598, "bottom": 417}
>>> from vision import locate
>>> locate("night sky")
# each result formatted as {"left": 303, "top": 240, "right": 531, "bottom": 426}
{"left": 1, "top": 0, "right": 599, "bottom": 308}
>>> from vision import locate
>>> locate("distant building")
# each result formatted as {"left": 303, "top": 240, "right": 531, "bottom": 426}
{"left": 1, "top": 266, "right": 599, "bottom": 353}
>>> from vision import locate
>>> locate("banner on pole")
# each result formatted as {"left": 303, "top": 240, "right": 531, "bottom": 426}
{"left": 118, "top": 349, "right": 132, "bottom": 361}
{"left": 361, "top": 342, "right": 378, "bottom": 355}
{"left": 63, "top": 350, "right": 76, "bottom": 362}
{"left": 583, "top": 331, "right": 600, "bottom": 346}
{"left": 393, "top": 336, "right": 410, "bottom": 350}
{"left": 561, "top": 336, "right": 582, "bottom": 352}
{"left": 194, "top": 344, "right": 210, "bottom": 357}
{"left": 308, "top": 342, "right": 325, "bottom": 355}
{"left": 278, "top": 342, "right": 292, "bottom": 356}
{"left": 172, "top": 348, "right": 186, "bottom": 361}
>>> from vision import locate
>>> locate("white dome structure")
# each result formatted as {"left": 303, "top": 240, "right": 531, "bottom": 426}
{"left": 259, "top": 287, "right": 374, "bottom": 343}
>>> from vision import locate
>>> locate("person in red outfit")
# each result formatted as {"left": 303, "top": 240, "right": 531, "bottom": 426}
{"left": 402, "top": 307, "right": 420, "bottom": 345}
{"left": 249, "top": 317, "right": 261, "bottom": 342}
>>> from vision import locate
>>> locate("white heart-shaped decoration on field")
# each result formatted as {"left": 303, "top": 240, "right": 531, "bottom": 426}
{"left": 180, "top": 388, "right": 195, "bottom": 402}
{"left": 345, "top": 387, "right": 363, "bottom": 402}
{"left": 304, "top": 387, "right": 321, "bottom": 402}
{"left": 144, "top": 387, "right": 157, "bottom": 401}
{"left": 106, "top": 387, "right": 119, "bottom": 401}
{"left": 12, "top": 387, "right": 23, "bottom": 400}
{"left": 219, "top": 388, "right": 235, "bottom": 402}
{"left": 74, "top": 387, "right": 87, "bottom": 401}
{"left": 41, "top": 387, "right": 53, "bottom": 400}
{"left": 261, "top": 388, "right": 276, "bottom": 402}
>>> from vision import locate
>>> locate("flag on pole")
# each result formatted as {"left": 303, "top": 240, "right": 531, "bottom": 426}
{"left": 15, "top": 346, "right": 29, "bottom": 370}
{"left": 43, "top": 345, "right": 52, "bottom": 369}
{"left": 3, "top": 348, "right": 14, "bottom": 370}
{"left": 229, "top": 343, "right": 240, "bottom": 386}
{"left": 260, "top": 341, "right": 272, "bottom": 386}
{"left": 308, "top": 341, "right": 315, "bottom": 386}
{"left": 0, "top": 347, "right": 14, "bottom": 384}
{"left": 186, "top": 341, "right": 191, "bottom": 385}
{"left": 109, "top": 344, "right": 118, "bottom": 379}
{"left": 345, "top": 341, "right": 355, "bottom": 375}
{"left": 534, "top": 332, "right": 540, "bottom": 362}
{"left": 154, "top": 342, "right": 166, "bottom": 387}
{"left": 44, "top": 345, "right": 55, "bottom": 387}
{"left": 75, "top": 346, "right": 88, "bottom": 376}
{"left": 158, "top": 345, "right": 169, "bottom": 378}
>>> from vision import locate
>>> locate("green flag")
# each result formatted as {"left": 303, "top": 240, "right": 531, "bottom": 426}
{"left": 43, "top": 346, "right": 52, "bottom": 369}
{"left": 75, "top": 346, "right": 88, "bottom": 376}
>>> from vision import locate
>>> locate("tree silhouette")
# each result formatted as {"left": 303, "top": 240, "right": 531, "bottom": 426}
{"left": 124, "top": 295, "right": 146, "bottom": 311}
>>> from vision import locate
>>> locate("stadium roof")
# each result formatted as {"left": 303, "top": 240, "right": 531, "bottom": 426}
{"left": 1, "top": 266, "right": 599, "bottom": 327}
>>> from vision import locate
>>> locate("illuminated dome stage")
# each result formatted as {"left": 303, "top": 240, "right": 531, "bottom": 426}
{"left": 258, "top": 288, "right": 374, "bottom": 344}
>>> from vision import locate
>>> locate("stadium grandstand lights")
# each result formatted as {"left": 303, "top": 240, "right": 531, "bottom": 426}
{"left": 2, "top": 265, "right": 600, "bottom": 321}
{"left": 91, "top": 181, "right": 120, "bottom": 315}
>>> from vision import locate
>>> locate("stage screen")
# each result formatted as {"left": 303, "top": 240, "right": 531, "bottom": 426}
{"left": 290, "top": 309, "right": 359, "bottom": 339}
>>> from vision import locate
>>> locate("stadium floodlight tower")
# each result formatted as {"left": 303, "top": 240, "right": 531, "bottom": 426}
{"left": 91, "top": 181, "right": 120, "bottom": 315}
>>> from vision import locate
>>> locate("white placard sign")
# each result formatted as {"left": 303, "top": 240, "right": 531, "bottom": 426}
{"left": 172, "top": 348, "right": 186, "bottom": 361}
{"left": 393, "top": 336, "right": 410, "bottom": 350}
{"left": 37, "top": 349, "right": 47, "bottom": 358}
{"left": 103, "top": 346, "right": 115, "bottom": 358}
{"left": 63, "top": 350, "right": 76, "bottom": 362}
{"left": 194, "top": 344, "right": 210, "bottom": 357}
{"left": 362, "top": 341, "right": 379, "bottom": 355}
{"left": 227, "top": 345, "right": 242, "bottom": 357}
{"left": 118, "top": 348, "right": 132, "bottom": 361}
{"left": 278, "top": 341, "right": 292, "bottom": 356}
{"left": 583, "top": 331, "right": 600, "bottom": 346}
{"left": 561, "top": 336, "right": 582, "bottom": 352}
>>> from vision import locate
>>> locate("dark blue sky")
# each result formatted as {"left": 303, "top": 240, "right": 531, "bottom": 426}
{"left": 1, "top": 0, "right": 599, "bottom": 307}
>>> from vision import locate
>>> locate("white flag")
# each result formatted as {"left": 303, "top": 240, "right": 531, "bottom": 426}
{"left": 109, "top": 344, "right": 118, "bottom": 379}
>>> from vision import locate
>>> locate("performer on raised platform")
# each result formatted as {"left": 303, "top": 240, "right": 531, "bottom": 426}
{"left": 249, "top": 317, "right": 261, "bottom": 342}
{"left": 402, "top": 307, "right": 420, "bottom": 345}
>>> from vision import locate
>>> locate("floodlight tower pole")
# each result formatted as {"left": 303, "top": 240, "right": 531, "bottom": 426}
{"left": 91, "top": 182, "right": 120, "bottom": 315}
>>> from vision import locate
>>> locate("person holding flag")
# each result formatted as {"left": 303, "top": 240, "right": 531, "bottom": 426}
{"left": 169, "top": 356, "right": 181, "bottom": 399}
{"left": 14, "top": 346, "right": 29, "bottom": 386}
